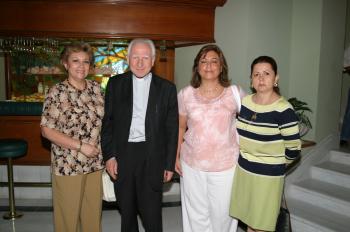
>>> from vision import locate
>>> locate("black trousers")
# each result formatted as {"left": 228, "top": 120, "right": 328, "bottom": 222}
{"left": 114, "top": 142, "right": 163, "bottom": 232}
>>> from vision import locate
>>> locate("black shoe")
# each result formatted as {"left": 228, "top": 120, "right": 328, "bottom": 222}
{"left": 340, "top": 140, "right": 348, "bottom": 147}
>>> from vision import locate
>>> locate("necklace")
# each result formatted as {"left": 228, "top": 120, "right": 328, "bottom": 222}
{"left": 67, "top": 79, "right": 86, "bottom": 91}
{"left": 251, "top": 95, "right": 258, "bottom": 121}
{"left": 250, "top": 93, "right": 279, "bottom": 122}
{"left": 251, "top": 112, "right": 257, "bottom": 121}
{"left": 200, "top": 85, "right": 219, "bottom": 94}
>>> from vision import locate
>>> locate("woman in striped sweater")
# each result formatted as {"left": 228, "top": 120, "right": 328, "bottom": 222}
{"left": 229, "top": 56, "right": 301, "bottom": 232}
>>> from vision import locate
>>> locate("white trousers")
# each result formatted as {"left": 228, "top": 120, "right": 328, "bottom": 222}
{"left": 180, "top": 161, "right": 238, "bottom": 232}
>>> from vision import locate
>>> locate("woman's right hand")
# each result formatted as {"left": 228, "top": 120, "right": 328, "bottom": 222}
{"left": 175, "top": 155, "right": 182, "bottom": 176}
{"left": 80, "top": 143, "right": 99, "bottom": 158}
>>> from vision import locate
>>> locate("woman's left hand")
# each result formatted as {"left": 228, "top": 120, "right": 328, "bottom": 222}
{"left": 80, "top": 143, "right": 99, "bottom": 158}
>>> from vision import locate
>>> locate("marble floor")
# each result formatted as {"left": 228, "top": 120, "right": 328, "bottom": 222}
{"left": 0, "top": 200, "right": 245, "bottom": 232}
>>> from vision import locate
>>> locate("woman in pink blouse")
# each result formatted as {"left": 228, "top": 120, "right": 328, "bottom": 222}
{"left": 176, "top": 44, "right": 245, "bottom": 232}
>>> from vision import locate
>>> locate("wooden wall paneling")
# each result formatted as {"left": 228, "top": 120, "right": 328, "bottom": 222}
{"left": 0, "top": 116, "right": 51, "bottom": 165}
{"left": 0, "top": 0, "right": 225, "bottom": 44}
{"left": 153, "top": 48, "right": 175, "bottom": 82}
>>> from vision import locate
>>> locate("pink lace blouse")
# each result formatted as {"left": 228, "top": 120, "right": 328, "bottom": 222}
{"left": 178, "top": 85, "right": 241, "bottom": 172}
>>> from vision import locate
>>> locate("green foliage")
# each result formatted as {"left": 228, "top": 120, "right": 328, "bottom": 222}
{"left": 288, "top": 97, "right": 312, "bottom": 129}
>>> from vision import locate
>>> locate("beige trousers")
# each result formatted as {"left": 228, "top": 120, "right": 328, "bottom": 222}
{"left": 52, "top": 170, "right": 103, "bottom": 232}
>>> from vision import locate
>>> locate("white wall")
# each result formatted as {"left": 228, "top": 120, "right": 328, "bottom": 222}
{"left": 288, "top": 0, "right": 323, "bottom": 141}
{"left": 316, "top": 0, "right": 347, "bottom": 140}
{"left": 288, "top": 0, "right": 346, "bottom": 141}
{"left": 340, "top": 0, "right": 350, "bottom": 130}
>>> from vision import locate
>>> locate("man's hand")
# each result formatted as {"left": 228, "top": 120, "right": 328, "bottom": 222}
{"left": 163, "top": 170, "right": 174, "bottom": 183}
{"left": 106, "top": 158, "right": 118, "bottom": 180}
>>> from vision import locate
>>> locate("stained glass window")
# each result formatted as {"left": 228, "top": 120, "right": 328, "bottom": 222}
{"left": 91, "top": 46, "right": 129, "bottom": 91}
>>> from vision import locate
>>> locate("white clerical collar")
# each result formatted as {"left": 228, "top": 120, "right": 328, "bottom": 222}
{"left": 132, "top": 72, "right": 152, "bottom": 81}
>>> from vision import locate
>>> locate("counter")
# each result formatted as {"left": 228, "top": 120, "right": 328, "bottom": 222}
{"left": 0, "top": 101, "right": 50, "bottom": 165}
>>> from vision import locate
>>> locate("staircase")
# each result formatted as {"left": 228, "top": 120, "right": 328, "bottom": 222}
{"left": 287, "top": 148, "right": 350, "bottom": 232}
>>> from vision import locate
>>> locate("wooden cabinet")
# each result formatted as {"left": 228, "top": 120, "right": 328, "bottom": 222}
{"left": 0, "top": 0, "right": 226, "bottom": 45}
{"left": 0, "top": 115, "right": 51, "bottom": 165}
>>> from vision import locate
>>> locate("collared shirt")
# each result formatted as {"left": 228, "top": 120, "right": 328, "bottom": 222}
{"left": 128, "top": 73, "right": 152, "bottom": 142}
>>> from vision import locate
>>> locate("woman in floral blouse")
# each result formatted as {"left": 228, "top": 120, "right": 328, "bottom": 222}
{"left": 41, "top": 43, "right": 104, "bottom": 232}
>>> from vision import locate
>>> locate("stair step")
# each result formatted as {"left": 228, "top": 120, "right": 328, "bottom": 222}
{"left": 329, "top": 150, "right": 350, "bottom": 165}
{"left": 289, "top": 179, "right": 350, "bottom": 215}
{"left": 311, "top": 161, "right": 350, "bottom": 188}
{"left": 163, "top": 182, "right": 180, "bottom": 203}
{"left": 287, "top": 198, "right": 350, "bottom": 232}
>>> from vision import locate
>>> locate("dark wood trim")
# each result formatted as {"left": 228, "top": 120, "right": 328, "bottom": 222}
{"left": 0, "top": 0, "right": 226, "bottom": 5}
{"left": 0, "top": 0, "right": 227, "bottom": 8}
{"left": 301, "top": 139, "right": 316, "bottom": 148}
{"left": 0, "top": 0, "right": 225, "bottom": 44}
{"left": 173, "top": 42, "right": 210, "bottom": 48}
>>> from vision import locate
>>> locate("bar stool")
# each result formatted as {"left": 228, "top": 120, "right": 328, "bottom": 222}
{"left": 0, "top": 139, "right": 27, "bottom": 220}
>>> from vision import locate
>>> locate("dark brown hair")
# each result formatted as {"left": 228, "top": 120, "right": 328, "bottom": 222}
{"left": 250, "top": 55, "right": 280, "bottom": 95}
{"left": 190, "top": 44, "right": 230, "bottom": 88}
{"left": 60, "top": 42, "right": 94, "bottom": 67}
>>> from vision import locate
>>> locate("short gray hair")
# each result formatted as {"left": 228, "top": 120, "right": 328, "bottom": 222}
{"left": 127, "top": 38, "right": 156, "bottom": 59}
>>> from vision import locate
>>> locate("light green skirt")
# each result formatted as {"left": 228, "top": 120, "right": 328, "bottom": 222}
{"left": 229, "top": 165, "right": 284, "bottom": 231}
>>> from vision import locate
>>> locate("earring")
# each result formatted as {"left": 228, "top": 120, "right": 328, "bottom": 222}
{"left": 274, "top": 82, "right": 278, "bottom": 87}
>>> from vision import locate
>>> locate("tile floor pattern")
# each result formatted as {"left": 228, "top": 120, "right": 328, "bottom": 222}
{"left": 0, "top": 206, "right": 245, "bottom": 232}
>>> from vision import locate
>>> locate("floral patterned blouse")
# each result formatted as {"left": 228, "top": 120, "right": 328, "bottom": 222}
{"left": 41, "top": 79, "right": 104, "bottom": 176}
{"left": 178, "top": 85, "right": 242, "bottom": 172}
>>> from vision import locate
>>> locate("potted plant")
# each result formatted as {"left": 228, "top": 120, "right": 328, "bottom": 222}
{"left": 288, "top": 97, "right": 312, "bottom": 137}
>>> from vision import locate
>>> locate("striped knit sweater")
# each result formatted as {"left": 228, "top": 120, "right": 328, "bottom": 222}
{"left": 236, "top": 94, "right": 301, "bottom": 177}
